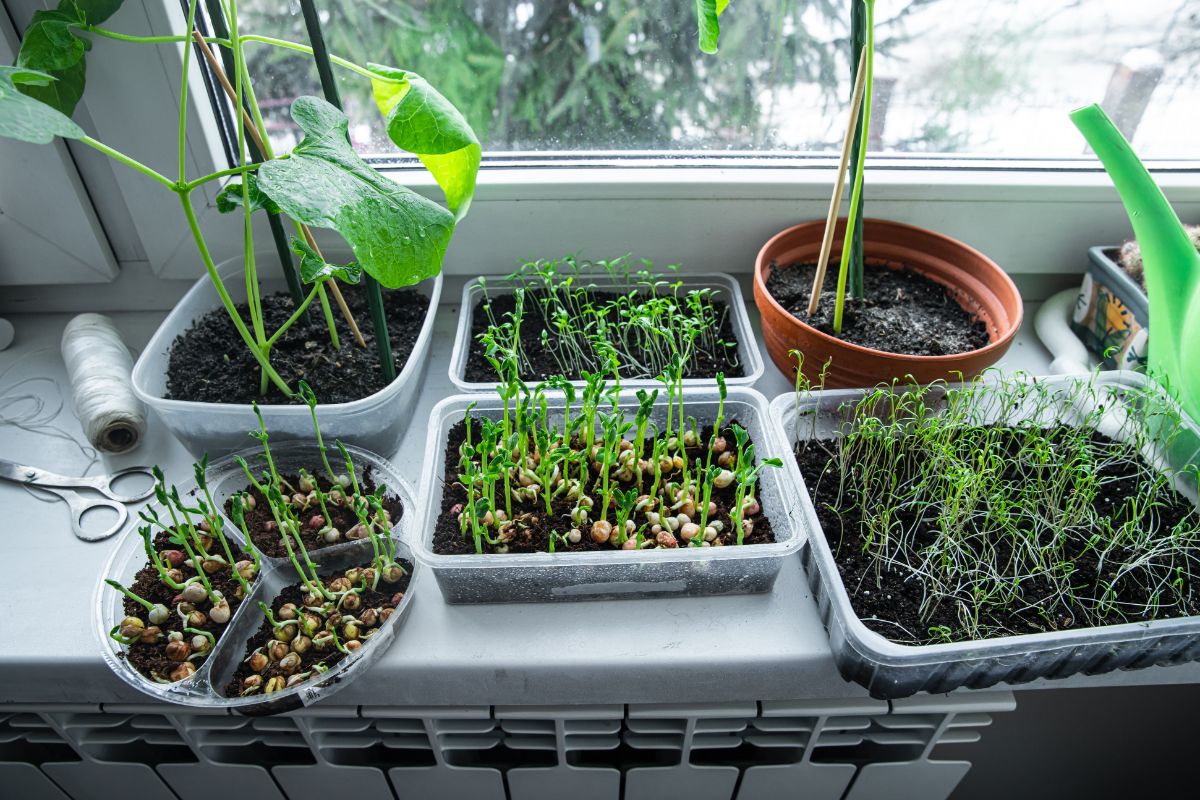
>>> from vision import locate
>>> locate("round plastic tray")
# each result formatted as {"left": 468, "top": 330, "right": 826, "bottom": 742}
{"left": 96, "top": 444, "right": 420, "bottom": 715}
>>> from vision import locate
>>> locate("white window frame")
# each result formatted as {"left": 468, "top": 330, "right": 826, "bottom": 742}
{"left": 6, "top": 0, "right": 1200, "bottom": 306}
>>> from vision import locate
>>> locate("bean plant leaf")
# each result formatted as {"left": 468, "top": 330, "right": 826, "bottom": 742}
{"left": 14, "top": 0, "right": 127, "bottom": 116}
{"left": 290, "top": 237, "right": 363, "bottom": 285}
{"left": 256, "top": 96, "right": 454, "bottom": 289}
{"left": 0, "top": 67, "right": 84, "bottom": 143}
{"left": 215, "top": 174, "right": 281, "bottom": 215}
{"left": 695, "top": 0, "right": 730, "bottom": 55}
{"left": 368, "top": 64, "right": 480, "bottom": 222}
{"left": 18, "top": 7, "right": 88, "bottom": 72}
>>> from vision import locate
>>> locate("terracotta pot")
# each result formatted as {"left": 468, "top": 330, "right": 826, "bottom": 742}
{"left": 753, "top": 218, "right": 1023, "bottom": 388}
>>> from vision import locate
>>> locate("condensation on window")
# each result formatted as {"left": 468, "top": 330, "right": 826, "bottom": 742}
{"left": 235, "top": 0, "right": 1199, "bottom": 160}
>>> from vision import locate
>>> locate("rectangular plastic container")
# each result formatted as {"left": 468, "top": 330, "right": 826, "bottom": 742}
{"left": 415, "top": 386, "right": 806, "bottom": 603}
{"left": 447, "top": 272, "right": 763, "bottom": 392}
{"left": 132, "top": 253, "right": 441, "bottom": 458}
{"left": 769, "top": 372, "right": 1200, "bottom": 699}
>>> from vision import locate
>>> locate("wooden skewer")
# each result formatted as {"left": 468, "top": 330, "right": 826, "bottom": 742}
{"left": 192, "top": 32, "right": 368, "bottom": 349}
{"left": 807, "top": 49, "right": 869, "bottom": 318}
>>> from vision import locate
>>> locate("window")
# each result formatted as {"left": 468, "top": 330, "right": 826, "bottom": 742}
{"left": 227, "top": 0, "right": 1199, "bottom": 162}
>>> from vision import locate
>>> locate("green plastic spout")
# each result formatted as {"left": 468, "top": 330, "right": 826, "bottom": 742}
{"left": 1070, "top": 103, "right": 1200, "bottom": 422}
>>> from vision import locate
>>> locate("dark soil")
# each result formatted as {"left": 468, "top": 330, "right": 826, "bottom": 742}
{"left": 221, "top": 561, "right": 412, "bottom": 698}
{"left": 166, "top": 286, "right": 429, "bottom": 405}
{"left": 433, "top": 420, "right": 777, "bottom": 555}
{"left": 463, "top": 290, "right": 744, "bottom": 383}
{"left": 766, "top": 259, "right": 990, "bottom": 356}
{"left": 122, "top": 530, "right": 252, "bottom": 682}
{"left": 225, "top": 470, "right": 404, "bottom": 558}
{"left": 794, "top": 431, "right": 1200, "bottom": 644}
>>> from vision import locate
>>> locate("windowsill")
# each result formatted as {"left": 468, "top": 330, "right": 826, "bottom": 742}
{"left": 2, "top": 294, "right": 1198, "bottom": 707}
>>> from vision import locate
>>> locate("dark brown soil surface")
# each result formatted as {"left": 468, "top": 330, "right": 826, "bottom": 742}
{"left": 794, "top": 432, "right": 1200, "bottom": 645}
{"left": 433, "top": 420, "right": 777, "bottom": 555}
{"left": 225, "top": 470, "right": 403, "bottom": 558}
{"left": 463, "top": 290, "right": 744, "bottom": 383}
{"left": 222, "top": 561, "right": 412, "bottom": 698}
{"left": 766, "top": 259, "right": 989, "bottom": 356}
{"left": 122, "top": 530, "right": 253, "bottom": 682}
{"left": 166, "top": 286, "right": 429, "bottom": 405}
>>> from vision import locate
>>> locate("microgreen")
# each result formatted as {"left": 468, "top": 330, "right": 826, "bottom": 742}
{"left": 794, "top": 369, "right": 1200, "bottom": 645}
{"left": 450, "top": 368, "right": 779, "bottom": 553}
{"left": 478, "top": 256, "right": 739, "bottom": 385}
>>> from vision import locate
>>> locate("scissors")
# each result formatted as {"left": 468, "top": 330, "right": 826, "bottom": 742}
{"left": 0, "top": 459, "right": 156, "bottom": 541}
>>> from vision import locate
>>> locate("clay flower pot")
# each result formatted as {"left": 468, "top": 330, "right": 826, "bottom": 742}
{"left": 753, "top": 218, "right": 1023, "bottom": 388}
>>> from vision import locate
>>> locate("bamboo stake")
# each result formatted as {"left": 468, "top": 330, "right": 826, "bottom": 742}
{"left": 807, "top": 48, "right": 869, "bottom": 318}
{"left": 192, "top": 31, "right": 367, "bottom": 349}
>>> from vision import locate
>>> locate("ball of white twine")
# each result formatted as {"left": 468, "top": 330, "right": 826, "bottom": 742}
{"left": 60, "top": 313, "right": 146, "bottom": 454}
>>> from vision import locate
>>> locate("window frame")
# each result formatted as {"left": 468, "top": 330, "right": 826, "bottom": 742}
{"left": 13, "top": 0, "right": 1199, "bottom": 295}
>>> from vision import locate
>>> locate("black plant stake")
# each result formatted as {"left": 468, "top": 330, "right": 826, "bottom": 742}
{"left": 298, "top": 0, "right": 397, "bottom": 383}
{"left": 200, "top": 0, "right": 304, "bottom": 306}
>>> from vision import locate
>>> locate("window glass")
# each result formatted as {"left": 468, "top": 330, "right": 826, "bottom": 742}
{"left": 235, "top": 0, "right": 1199, "bottom": 160}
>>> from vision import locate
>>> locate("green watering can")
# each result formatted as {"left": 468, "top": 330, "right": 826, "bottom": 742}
{"left": 1070, "top": 104, "right": 1200, "bottom": 422}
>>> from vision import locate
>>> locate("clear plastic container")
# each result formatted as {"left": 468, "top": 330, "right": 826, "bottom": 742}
{"left": 95, "top": 457, "right": 420, "bottom": 715}
{"left": 132, "top": 254, "right": 442, "bottom": 458}
{"left": 447, "top": 272, "right": 764, "bottom": 392}
{"left": 768, "top": 371, "right": 1200, "bottom": 699}
{"left": 206, "top": 441, "right": 412, "bottom": 557}
{"left": 414, "top": 386, "right": 807, "bottom": 603}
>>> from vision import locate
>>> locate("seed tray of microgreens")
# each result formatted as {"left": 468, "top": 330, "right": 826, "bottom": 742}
{"left": 465, "top": 256, "right": 743, "bottom": 384}
{"left": 106, "top": 463, "right": 261, "bottom": 685}
{"left": 223, "top": 556, "right": 411, "bottom": 698}
{"left": 789, "top": 372, "right": 1200, "bottom": 646}
{"left": 222, "top": 385, "right": 403, "bottom": 558}
{"left": 434, "top": 369, "right": 781, "bottom": 555}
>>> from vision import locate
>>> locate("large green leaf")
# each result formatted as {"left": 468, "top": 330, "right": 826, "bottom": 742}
{"left": 0, "top": 67, "right": 84, "bottom": 143}
{"left": 695, "top": 0, "right": 730, "bottom": 55}
{"left": 15, "top": 0, "right": 127, "bottom": 116}
{"left": 16, "top": 58, "right": 84, "bottom": 120}
{"left": 18, "top": 7, "right": 88, "bottom": 72}
{"left": 291, "top": 237, "right": 363, "bottom": 285}
{"left": 215, "top": 173, "right": 281, "bottom": 215}
{"left": 256, "top": 96, "right": 455, "bottom": 289}
{"left": 75, "top": 0, "right": 125, "bottom": 24}
{"left": 369, "top": 64, "right": 480, "bottom": 222}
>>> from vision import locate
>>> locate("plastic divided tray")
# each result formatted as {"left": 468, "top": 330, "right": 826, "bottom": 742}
{"left": 770, "top": 371, "right": 1200, "bottom": 699}
{"left": 447, "top": 272, "right": 764, "bottom": 392}
{"left": 96, "top": 442, "right": 421, "bottom": 715}
{"left": 415, "top": 385, "right": 806, "bottom": 603}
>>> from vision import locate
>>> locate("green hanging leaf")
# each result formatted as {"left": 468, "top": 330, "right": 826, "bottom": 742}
{"left": 0, "top": 67, "right": 85, "bottom": 144}
{"left": 75, "top": 0, "right": 125, "bottom": 24}
{"left": 14, "top": 0, "right": 127, "bottom": 116}
{"left": 15, "top": 58, "right": 85, "bottom": 121}
{"left": 369, "top": 64, "right": 480, "bottom": 222}
{"left": 695, "top": 0, "right": 730, "bottom": 55}
{"left": 290, "top": 237, "right": 363, "bottom": 285}
{"left": 215, "top": 174, "right": 281, "bottom": 215}
{"left": 18, "top": 7, "right": 88, "bottom": 72}
{"left": 257, "top": 96, "right": 454, "bottom": 289}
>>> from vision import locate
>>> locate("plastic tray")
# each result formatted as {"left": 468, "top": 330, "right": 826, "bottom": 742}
{"left": 206, "top": 441, "right": 412, "bottom": 558}
{"left": 768, "top": 371, "right": 1200, "bottom": 699}
{"left": 132, "top": 253, "right": 441, "bottom": 458}
{"left": 415, "top": 386, "right": 806, "bottom": 603}
{"left": 447, "top": 272, "right": 763, "bottom": 392}
{"left": 96, "top": 447, "right": 420, "bottom": 715}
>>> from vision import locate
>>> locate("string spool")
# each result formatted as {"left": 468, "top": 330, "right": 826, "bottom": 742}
{"left": 60, "top": 313, "right": 147, "bottom": 454}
